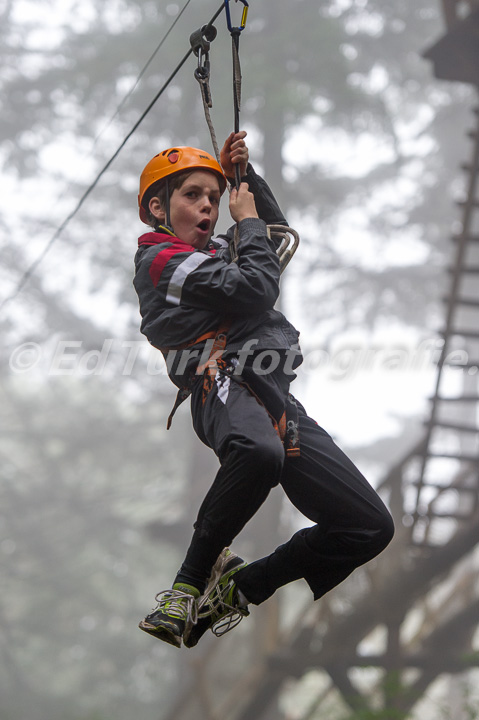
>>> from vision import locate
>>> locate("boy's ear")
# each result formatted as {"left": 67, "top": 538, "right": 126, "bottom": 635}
{"left": 148, "top": 196, "right": 166, "bottom": 223}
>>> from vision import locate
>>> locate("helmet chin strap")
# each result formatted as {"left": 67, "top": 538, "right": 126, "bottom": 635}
{"left": 155, "top": 178, "right": 174, "bottom": 234}
{"left": 165, "top": 178, "right": 172, "bottom": 230}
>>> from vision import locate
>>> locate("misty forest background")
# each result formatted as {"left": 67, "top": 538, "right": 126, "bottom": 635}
{"left": 0, "top": 1, "right": 477, "bottom": 719}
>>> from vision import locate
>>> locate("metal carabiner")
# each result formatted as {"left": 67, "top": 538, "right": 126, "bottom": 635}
{"left": 224, "top": 0, "right": 249, "bottom": 34}
{"left": 195, "top": 47, "right": 210, "bottom": 81}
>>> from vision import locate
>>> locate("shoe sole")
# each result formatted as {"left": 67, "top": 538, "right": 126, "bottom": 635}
{"left": 138, "top": 619, "right": 182, "bottom": 649}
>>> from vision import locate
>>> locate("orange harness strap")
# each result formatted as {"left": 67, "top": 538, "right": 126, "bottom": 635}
{"left": 166, "top": 324, "right": 229, "bottom": 429}
{"left": 197, "top": 326, "right": 229, "bottom": 406}
{"left": 166, "top": 327, "right": 300, "bottom": 458}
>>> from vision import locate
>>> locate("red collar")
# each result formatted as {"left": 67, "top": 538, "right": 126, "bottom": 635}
{"left": 137, "top": 232, "right": 216, "bottom": 254}
{"left": 138, "top": 231, "right": 181, "bottom": 247}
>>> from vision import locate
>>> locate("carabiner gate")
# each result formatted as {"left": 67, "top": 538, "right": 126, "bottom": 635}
{"left": 224, "top": 0, "right": 249, "bottom": 34}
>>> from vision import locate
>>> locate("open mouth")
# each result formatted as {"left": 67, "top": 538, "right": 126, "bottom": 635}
{"left": 197, "top": 219, "right": 210, "bottom": 233}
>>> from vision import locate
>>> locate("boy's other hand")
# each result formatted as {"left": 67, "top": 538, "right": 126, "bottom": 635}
{"left": 229, "top": 182, "right": 258, "bottom": 223}
{"left": 221, "top": 131, "right": 249, "bottom": 179}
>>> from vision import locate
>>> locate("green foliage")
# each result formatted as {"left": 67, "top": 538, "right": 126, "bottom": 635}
{"left": 342, "top": 710, "right": 407, "bottom": 720}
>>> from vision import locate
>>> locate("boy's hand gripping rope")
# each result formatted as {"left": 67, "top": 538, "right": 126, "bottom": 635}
{"left": 191, "top": 1, "right": 299, "bottom": 274}
{"left": 191, "top": 0, "right": 248, "bottom": 184}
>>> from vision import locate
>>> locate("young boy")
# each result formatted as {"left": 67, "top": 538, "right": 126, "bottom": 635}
{"left": 133, "top": 132, "right": 394, "bottom": 649}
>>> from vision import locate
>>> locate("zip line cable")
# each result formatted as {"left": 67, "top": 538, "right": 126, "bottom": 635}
{"left": 90, "top": 0, "right": 193, "bottom": 152}
{"left": 10, "top": 0, "right": 193, "bottom": 279}
{"left": 0, "top": 1, "right": 225, "bottom": 311}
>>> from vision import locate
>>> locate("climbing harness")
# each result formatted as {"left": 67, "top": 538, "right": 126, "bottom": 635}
{"left": 190, "top": 1, "right": 300, "bottom": 274}
{"left": 165, "top": 321, "right": 301, "bottom": 458}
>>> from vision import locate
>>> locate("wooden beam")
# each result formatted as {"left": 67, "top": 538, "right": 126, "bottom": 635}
{"left": 423, "top": 7, "right": 479, "bottom": 86}
{"left": 441, "top": 0, "right": 459, "bottom": 29}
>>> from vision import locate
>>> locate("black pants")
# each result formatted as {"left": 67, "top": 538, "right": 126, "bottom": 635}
{"left": 175, "top": 371, "right": 394, "bottom": 605}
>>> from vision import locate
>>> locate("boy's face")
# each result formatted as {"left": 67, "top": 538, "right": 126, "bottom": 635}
{"left": 149, "top": 170, "right": 221, "bottom": 250}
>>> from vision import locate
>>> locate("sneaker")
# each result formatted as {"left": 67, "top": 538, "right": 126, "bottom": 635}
{"left": 183, "top": 549, "right": 249, "bottom": 649}
{"left": 138, "top": 583, "right": 199, "bottom": 648}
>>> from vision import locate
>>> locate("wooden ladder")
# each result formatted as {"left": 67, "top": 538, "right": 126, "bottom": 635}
{"left": 409, "top": 106, "right": 479, "bottom": 548}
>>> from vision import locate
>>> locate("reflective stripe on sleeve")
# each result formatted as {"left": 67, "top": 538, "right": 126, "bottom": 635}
{"left": 166, "top": 252, "right": 211, "bottom": 306}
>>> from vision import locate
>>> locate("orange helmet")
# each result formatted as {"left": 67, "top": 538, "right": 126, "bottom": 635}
{"left": 138, "top": 146, "right": 227, "bottom": 223}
